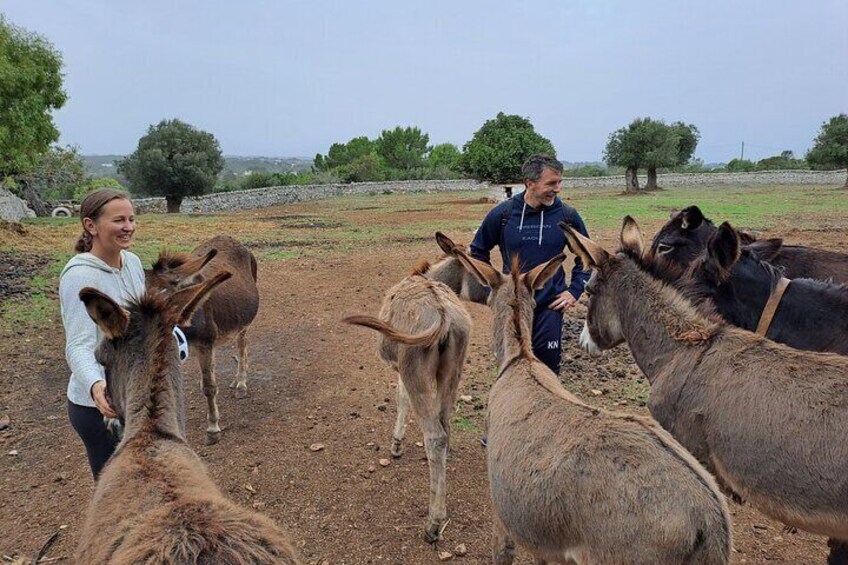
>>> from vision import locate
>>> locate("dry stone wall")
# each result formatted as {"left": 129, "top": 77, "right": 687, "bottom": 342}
{"left": 132, "top": 170, "right": 845, "bottom": 214}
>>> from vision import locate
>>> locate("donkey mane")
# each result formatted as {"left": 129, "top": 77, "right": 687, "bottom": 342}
{"left": 411, "top": 258, "right": 432, "bottom": 276}
{"left": 618, "top": 251, "right": 721, "bottom": 344}
{"left": 152, "top": 250, "right": 192, "bottom": 271}
{"left": 122, "top": 293, "right": 183, "bottom": 425}
{"left": 507, "top": 255, "right": 536, "bottom": 361}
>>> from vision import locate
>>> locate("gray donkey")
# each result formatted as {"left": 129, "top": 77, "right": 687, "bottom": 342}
{"left": 76, "top": 271, "right": 299, "bottom": 564}
{"left": 344, "top": 259, "right": 472, "bottom": 543}
{"left": 563, "top": 217, "right": 848, "bottom": 565}
{"left": 436, "top": 232, "right": 731, "bottom": 565}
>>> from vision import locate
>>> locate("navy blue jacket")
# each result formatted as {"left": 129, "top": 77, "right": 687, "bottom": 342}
{"left": 470, "top": 191, "right": 591, "bottom": 309}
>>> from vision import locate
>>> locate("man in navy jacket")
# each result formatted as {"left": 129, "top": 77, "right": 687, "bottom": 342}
{"left": 470, "top": 154, "right": 591, "bottom": 374}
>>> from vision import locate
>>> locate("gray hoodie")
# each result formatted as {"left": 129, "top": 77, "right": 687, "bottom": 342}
{"left": 59, "top": 251, "right": 145, "bottom": 407}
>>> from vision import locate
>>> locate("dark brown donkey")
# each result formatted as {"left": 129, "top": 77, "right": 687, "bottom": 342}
{"left": 147, "top": 235, "right": 259, "bottom": 445}
{"left": 75, "top": 272, "right": 299, "bottom": 564}
{"left": 437, "top": 233, "right": 731, "bottom": 565}
{"left": 673, "top": 222, "right": 848, "bottom": 354}
{"left": 563, "top": 217, "right": 848, "bottom": 565}
{"left": 651, "top": 206, "right": 848, "bottom": 283}
{"left": 344, "top": 260, "right": 471, "bottom": 543}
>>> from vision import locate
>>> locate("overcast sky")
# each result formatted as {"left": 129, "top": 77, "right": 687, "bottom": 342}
{"left": 3, "top": 0, "right": 846, "bottom": 163}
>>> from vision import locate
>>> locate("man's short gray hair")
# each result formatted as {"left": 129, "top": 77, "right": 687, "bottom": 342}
{"left": 521, "top": 154, "right": 563, "bottom": 181}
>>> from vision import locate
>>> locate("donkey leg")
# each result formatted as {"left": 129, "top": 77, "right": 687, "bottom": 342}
{"left": 391, "top": 376, "right": 410, "bottom": 458}
{"left": 400, "top": 351, "right": 447, "bottom": 543}
{"left": 230, "top": 328, "right": 249, "bottom": 399}
{"left": 437, "top": 338, "right": 466, "bottom": 458}
{"left": 828, "top": 538, "right": 848, "bottom": 565}
{"left": 199, "top": 346, "right": 221, "bottom": 445}
{"left": 492, "top": 518, "right": 517, "bottom": 565}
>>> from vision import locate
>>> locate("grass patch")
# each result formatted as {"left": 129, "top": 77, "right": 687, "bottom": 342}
{"left": 451, "top": 414, "right": 478, "bottom": 433}
{"left": 620, "top": 378, "right": 650, "bottom": 407}
{"left": 256, "top": 249, "right": 301, "bottom": 262}
{"left": 0, "top": 292, "right": 58, "bottom": 331}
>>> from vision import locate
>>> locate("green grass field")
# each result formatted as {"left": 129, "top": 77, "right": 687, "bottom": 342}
{"left": 3, "top": 183, "right": 846, "bottom": 333}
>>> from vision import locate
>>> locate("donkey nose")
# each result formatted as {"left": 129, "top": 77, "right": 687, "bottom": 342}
{"left": 579, "top": 323, "right": 603, "bottom": 356}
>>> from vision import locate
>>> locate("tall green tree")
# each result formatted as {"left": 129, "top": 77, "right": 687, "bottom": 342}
{"left": 460, "top": 113, "right": 555, "bottom": 183}
{"left": 0, "top": 16, "right": 68, "bottom": 214}
{"left": 376, "top": 126, "right": 430, "bottom": 170}
{"left": 0, "top": 17, "right": 67, "bottom": 177}
{"left": 605, "top": 118, "right": 699, "bottom": 192}
{"left": 806, "top": 114, "right": 848, "bottom": 187}
{"left": 118, "top": 119, "right": 223, "bottom": 213}
{"left": 315, "top": 136, "right": 375, "bottom": 171}
{"left": 428, "top": 143, "right": 461, "bottom": 172}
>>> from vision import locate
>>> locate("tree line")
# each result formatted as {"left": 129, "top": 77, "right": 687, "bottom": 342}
{"left": 3, "top": 16, "right": 847, "bottom": 214}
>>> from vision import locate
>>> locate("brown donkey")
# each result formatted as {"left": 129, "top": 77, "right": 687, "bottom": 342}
{"left": 437, "top": 232, "right": 731, "bottom": 565}
{"left": 147, "top": 235, "right": 259, "bottom": 445}
{"left": 344, "top": 260, "right": 472, "bottom": 543}
{"left": 563, "top": 217, "right": 848, "bottom": 564}
{"left": 75, "top": 272, "right": 299, "bottom": 564}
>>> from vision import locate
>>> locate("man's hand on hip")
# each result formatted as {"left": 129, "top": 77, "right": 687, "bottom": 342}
{"left": 549, "top": 291, "right": 577, "bottom": 311}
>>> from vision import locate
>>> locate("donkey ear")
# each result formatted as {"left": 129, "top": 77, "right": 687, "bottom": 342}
{"left": 708, "top": 222, "right": 741, "bottom": 274}
{"left": 559, "top": 222, "right": 609, "bottom": 268}
{"left": 620, "top": 216, "right": 644, "bottom": 257}
{"left": 525, "top": 253, "right": 566, "bottom": 290}
{"left": 177, "top": 249, "right": 217, "bottom": 276}
{"left": 436, "top": 232, "right": 502, "bottom": 289}
{"left": 680, "top": 206, "right": 705, "bottom": 231}
{"left": 745, "top": 238, "right": 783, "bottom": 263}
{"left": 79, "top": 288, "right": 129, "bottom": 339}
{"left": 166, "top": 270, "right": 232, "bottom": 326}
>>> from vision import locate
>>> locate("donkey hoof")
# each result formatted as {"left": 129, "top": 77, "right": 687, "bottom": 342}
{"left": 233, "top": 385, "right": 248, "bottom": 399}
{"left": 424, "top": 521, "right": 443, "bottom": 544}
{"left": 206, "top": 430, "right": 221, "bottom": 445}
{"left": 390, "top": 440, "right": 404, "bottom": 458}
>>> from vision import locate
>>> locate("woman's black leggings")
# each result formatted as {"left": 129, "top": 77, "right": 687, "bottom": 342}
{"left": 67, "top": 400, "right": 117, "bottom": 479}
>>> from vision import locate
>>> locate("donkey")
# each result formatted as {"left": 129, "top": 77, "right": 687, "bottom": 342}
{"left": 428, "top": 254, "right": 489, "bottom": 303}
{"left": 75, "top": 272, "right": 299, "bottom": 564}
{"left": 343, "top": 260, "right": 472, "bottom": 543}
{"left": 563, "top": 217, "right": 848, "bottom": 564}
{"left": 651, "top": 206, "right": 848, "bottom": 283}
{"left": 147, "top": 235, "right": 259, "bottom": 445}
{"left": 674, "top": 221, "right": 848, "bottom": 354}
{"left": 436, "top": 232, "right": 731, "bottom": 565}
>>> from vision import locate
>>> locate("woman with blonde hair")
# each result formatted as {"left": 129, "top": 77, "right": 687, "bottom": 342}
{"left": 58, "top": 188, "right": 145, "bottom": 479}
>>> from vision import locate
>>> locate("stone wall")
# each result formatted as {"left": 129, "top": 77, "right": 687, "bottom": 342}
{"left": 133, "top": 179, "right": 489, "bottom": 214}
{"left": 132, "top": 170, "right": 845, "bottom": 214}
{"left": 564, "top": 169, "right": 845, "bottom": 189}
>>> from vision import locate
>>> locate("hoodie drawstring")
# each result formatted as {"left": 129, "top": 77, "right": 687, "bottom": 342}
{"left": 539, "top": 210, "right": 544, "bottom": 246}
{"left": 518, "top": 201, "right": 527, "bottom": 232}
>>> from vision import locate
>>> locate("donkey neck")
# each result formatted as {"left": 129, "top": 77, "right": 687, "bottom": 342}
{"left": 491, "top": 285, "right": 536, "bottom": 371}
{"left": 613, "top": 260, "right": 716, "bottom": 383}
{"left": 121, "top": 330, "right": 186, "bottom": 443}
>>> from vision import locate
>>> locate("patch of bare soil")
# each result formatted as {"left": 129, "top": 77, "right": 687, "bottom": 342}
{"left": 0, "top": 250, "right": 50, "bottom": 303}
{"left": 0, "top": 205, "right": 836, "bottom": 564}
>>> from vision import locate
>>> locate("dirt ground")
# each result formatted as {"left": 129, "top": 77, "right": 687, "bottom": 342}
{"left": 1, "top": 194, "right": 845, "bottom": 564}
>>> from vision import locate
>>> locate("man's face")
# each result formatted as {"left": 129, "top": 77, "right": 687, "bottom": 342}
{"left": 524, "top": 167, "right": 562, "bottom": 207}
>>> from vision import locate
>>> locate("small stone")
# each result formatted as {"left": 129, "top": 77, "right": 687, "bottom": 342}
{"left": 0, "top": 415, "right": 9, "bottom": 430}
{"left": 309, "top": 443, "right": 325, "bottom": 452}
{"left": 415, "top": 441, "right": 424, "bottom": 447}
{"left": 367, "top": 465, "right": 376, "bottom": 473}
{"left": 59, "top": 524, "right": 68, "bottom": 530}
{"left": 454, "top": 543, "right": 467, "bottom": 556}
{"left": 244, "top": 483, "right": 256, "bottom": 494}
{"left": 8, "top": 449, "right": 18, "bottom": 456}
{"left": 379, "top": 458, "right": 391, "bottom": 467}
{"left": 459, "top": 395, "right": 473, "bottom": 403}
{"left": 590, "top": 389, "right": 603, "bottom": 396}
{"left": 438, "top": 551, "right": 453, "bottom": 561}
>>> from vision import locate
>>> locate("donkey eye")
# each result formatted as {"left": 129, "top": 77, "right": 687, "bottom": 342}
{"left": 657, "top": 243, "right": 674, "bottom": 255}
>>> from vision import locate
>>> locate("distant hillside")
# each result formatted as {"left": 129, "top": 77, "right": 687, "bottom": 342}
{"left": 82, "top": 155, "right": 315, "bottom": 180}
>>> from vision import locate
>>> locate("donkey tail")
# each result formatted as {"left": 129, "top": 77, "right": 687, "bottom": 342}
{"left": 343, "top": 315, "right": 442, "bottom": 348}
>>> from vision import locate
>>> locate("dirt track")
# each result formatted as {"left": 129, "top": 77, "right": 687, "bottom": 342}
{"left": 1, "top": 194, "right": 844, "bottom": 563}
